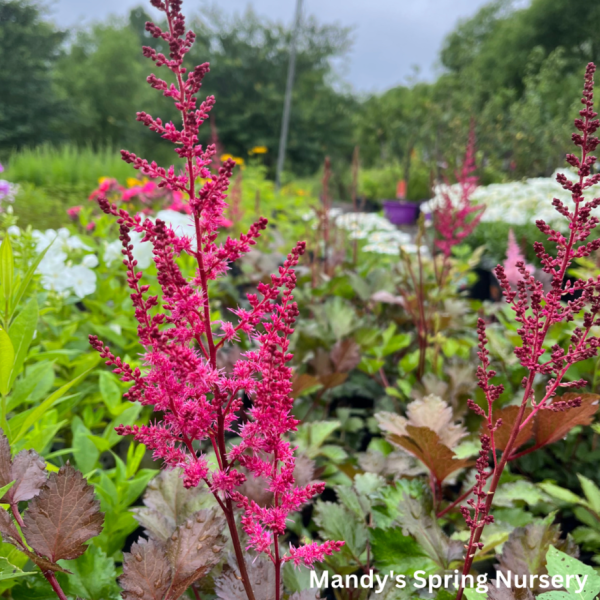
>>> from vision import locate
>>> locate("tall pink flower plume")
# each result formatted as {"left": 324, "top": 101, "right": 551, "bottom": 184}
{"left": 503, "top": 229, "right": 534, "bottom": 288}
{"left": 88, "top": 1, "right": 341, "bottom": 597}
{"left": 456, "top": 62, "right": 600, "bottom": 600}
{"left": 433, "top": 125, "right": 485, "bottom": 258}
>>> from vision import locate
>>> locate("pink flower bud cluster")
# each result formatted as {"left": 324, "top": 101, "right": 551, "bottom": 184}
{"left": 433, "top": 126, "right": 485, "bottom": 258}
{"left": 89, "top": 0, "right": 342, "bottom": 578}
{"left": 457, "top": 64, "right": 600, "bottom": 597}
{"left": 494, "top": 63, "right": 600, "bottom": 404}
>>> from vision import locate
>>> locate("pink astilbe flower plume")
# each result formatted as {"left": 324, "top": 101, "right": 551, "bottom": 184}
{"left": 433, "top": 124, "right": 485, "bottom": 262}
{"left": 503, "top": 229, "right": 535, "bottom": 288}
{"left": 455, "top": 63, "right": 600, "bottom": 600}
{"left": 88, "top": 2, "right": 342, "bottom": 599}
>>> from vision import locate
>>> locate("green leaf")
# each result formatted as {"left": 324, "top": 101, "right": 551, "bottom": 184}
{"left": 539, "top": 482, "right": 586, "bottom": 507}
{"left": 538, "top": 545, "right": 600, "bottom": 600}
{"left": 578, "top": 475, "right": 600, "bottom": 515}
{"left": 72, "top": 417, "right": 100, "bottom": 474}
{"left": 282, "top": 562, "right": 320, "bottom": 593}
{"left": 294, "top": 420, "right": 340, "bottom": 458}
{"left": 9, "top": 241, "right": 51, "bottom": 324}
{"left": 9, "top": 362, "right": 97, "bottom": 444}
{"left": 313, "top": 501, "right": 368, "bottom": 561}
{"left": 7, "top": 298, "right": 38, "bottom": 390}
{"left": 0, "top": 236, "right": 14, "bottom": 316}
{"left": 399, "top": 349, "right": 420, "bottom": 373}
{"left": 494, "top": 480, "right": 552, "bottom": 507}
{"left": 463, "top": 588, "right": 487, "bottom": 600}
{"left": 7, "top": 362, "right": 55, "bottom": 413}
{"left": 104, "top": 404, "right": 141, "bottom": 447}
{"left": 0, "top": 480, "right": 15, "bottom": 499}
{"left": 125, "top": 443, "right": 146, "bottom": 479}
{"left": 57, "top": 545, "right": 120, "bottom": 600}
{"left": 371, "top": 526, "right": 437, "bottom": 575}
{"left": 99, "top": 371, "right": 121, "bottom": 415}
{"left": 0, "top": 327, "right": 14, "bottom": 396}
{"left": 0, "top": 557, "right": 35, "bottom": 582}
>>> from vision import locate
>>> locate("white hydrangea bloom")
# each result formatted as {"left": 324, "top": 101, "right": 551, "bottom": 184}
{"left": 67, "top": 265, "right": 97, "bottom": 299}
{"left": 103, "top": 240, "right": 122, "bottom": 267}
{"left": 421, "top": 169, "right": 600, "bottom": 229}
{"left": 33, "top": 228, "right": 97, "bottom": 298}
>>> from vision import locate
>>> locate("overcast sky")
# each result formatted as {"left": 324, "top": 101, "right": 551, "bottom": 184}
{"left": 46, "top": 0, "right": 493, "bottom": 93}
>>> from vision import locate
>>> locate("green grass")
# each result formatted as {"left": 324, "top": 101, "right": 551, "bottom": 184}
{"left": 3, "top": 144, "right": 136, "bottom": 188}
{"left": 1, "top": 144, "right": 140, "bottom": 229}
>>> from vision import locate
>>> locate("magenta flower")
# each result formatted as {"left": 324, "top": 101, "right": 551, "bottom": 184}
{"left": 67, "top": 205, "right": 82, "bottom": 220}
{"left": 433, "top": 126, "right": 485, "bottom": 263}
{"left": 456, "top": 63, "right": 600, "bottom": 600}
{"left": 89, "top": 1, "right": 342, "bottom": 598}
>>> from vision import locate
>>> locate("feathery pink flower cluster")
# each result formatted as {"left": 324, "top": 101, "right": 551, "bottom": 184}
{"left": 457, "top": 63, "right": 600, "bottom": 600}
{"left": 433, "top": 126, "right": 485, "bottom": 258}
{"left": 88, "top": 0, "right": 342, "bottom": 595}
{"left": 503, "top": 229, "right": 534, "bottom": 288}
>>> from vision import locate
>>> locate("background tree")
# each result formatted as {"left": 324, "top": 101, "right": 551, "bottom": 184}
{"left": 0, "top": 0, "right": 65, "bottom": 154}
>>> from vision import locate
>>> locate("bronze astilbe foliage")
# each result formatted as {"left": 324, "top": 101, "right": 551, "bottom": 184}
{"left": 0, "top": 430, "right": 103, "bottom": 600}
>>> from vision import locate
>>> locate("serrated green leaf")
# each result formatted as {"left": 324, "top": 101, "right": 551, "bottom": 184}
{"left": 7, "top": 298, "right": 38, "bottom": 390}
{"left": 538, "top": 545, "right": 600, "bottom": 600}
{"left": 314, "top": 500, "right": 368, "bottom": 561}
{"left": 371, "top": 526, "right": 437, "bottom": 576}
{"left": 57, "top": 545, "right": 120, "bottom": 600}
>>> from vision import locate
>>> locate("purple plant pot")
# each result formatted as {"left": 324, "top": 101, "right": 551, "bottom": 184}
{"left": 382, "top": 200, "right": 420, "bottom": 225}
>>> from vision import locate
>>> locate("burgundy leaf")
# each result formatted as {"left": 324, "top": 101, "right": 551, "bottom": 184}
{"left": 0, "top": 507, "right": 22, "bottom": 548}
{"left": 330, "top": 339, "right": 361, "bottom": 373}
{"left": 389, "top": 425, "right": 473, "bottom": 485}
{"left": 121, "top": 538, "right": 171, "bottom": 600}
{"left": 22, "top": 463, "right": 103, "bottom": 562}
{"left": 165, "top": 508, "right": 226, "bottom": 599}
{"left": 8, "top": 450, "right": 47, "bottom": 503}
{"left": 535, "top": 393, "right": 600, "bottom": 448}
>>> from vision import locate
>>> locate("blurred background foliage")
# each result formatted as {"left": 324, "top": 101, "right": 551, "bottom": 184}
{"left": 2, "top": 0, "right": 600, "bottom": 200}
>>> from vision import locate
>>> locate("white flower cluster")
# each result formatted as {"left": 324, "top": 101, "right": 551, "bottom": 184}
{"left": 8, "top": 227, "right": 99, "bottom": 298}
{"left": 328, "top": 209, "right": 424, "bottom": 255}
{"left": 103, "top": 209, "right": 195, "bottom": 270}
{"left": 421, "top": 169, "right": 600, "bottom": 229}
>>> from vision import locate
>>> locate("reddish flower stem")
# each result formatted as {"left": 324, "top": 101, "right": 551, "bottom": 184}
{"left": 44, "top": 572, "right": 68, "bottom": 600}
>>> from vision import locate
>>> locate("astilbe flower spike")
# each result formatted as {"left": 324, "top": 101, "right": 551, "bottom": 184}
{"left": 88, "top": 2, "right": 342, "bottom": 599}
{"left": 456, "top": 63, "right": 600, "bottom": 600}
{"left": 433, "top": 125, "right": 485, "bottom": 285}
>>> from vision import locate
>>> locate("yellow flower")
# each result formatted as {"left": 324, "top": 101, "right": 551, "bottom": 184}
{"left": 249, "top": 146, "right": 268, "bottom": 155}
{"left": 98, "top": 176, "right": 110, "bottom": 184}
{"left": 126, "top": 176, "right": 149, "bottom": 188}
{"left": 220, "top": 154, "right": 245, "bottom": 166}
